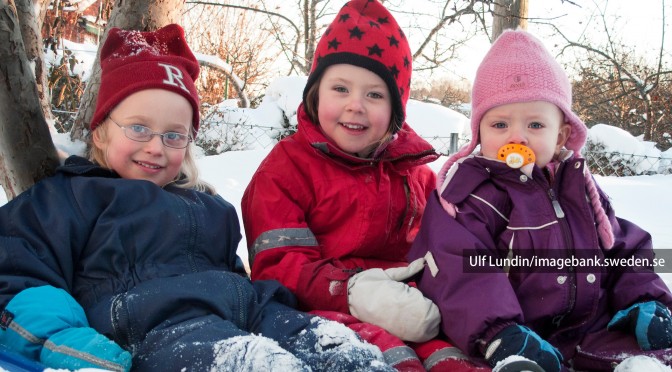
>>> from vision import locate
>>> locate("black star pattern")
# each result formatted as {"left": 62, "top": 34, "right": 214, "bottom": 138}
{"left": 369, "top": 21, "right": 380, "bottom": 29}
{"left": 367, "top": 44, "right": 383, "bottom": 57}
{"left": 316, "top": 55, "right": 324, "bottom": 66}
{"left": 388, "top": 35, "right": 399, "bottom": 48}
{"left": 325, "top": 27, "right": 332, "bottom": 36}
{"left": 399, "top": 28, "right": 406, "bottom": 39}
{"left": 389, "top": 64, "right": 400, "bottom": 79}
{"left": 349, "top": 26, "right": 365, "bottom": 40}
{"left": 339, "top": 13, "right": 351, "bottom": 23}
{"left": 378, "top": 17, "right": 389, "bottom": 24}
{"left": 328, "top": 38, "right": 341, "bottom": 50}
{"left": 400, "top": 86, "right": 405, "bottom": 98}
{"left": 403, "top": 56, "right": 410, "bottom": 69}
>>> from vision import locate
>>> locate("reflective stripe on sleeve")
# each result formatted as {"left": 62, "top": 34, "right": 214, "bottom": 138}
{"left": 423, "top": 346, "right": 470, "bottom": 370}
{"left": 383, "top": 345, "right": 420, "bottom": 367}
{"left": 250, "top": 228, "right": 318, "bottom": 264}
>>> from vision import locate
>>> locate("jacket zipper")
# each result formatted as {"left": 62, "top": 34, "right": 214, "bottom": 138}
{"left": 177, "top": 194, "right": 199, "bottom": 273}
{"left": 397, "top": 176, "right": 410, "bottom": 230}
{"left": 546, "top": 184, "right": 577, "bottom": 329}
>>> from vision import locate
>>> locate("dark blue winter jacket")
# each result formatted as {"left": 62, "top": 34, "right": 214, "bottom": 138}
{"left": 0, "top": 156, "right": 299, "bottom": 370}
{"left": 0, "top": 155, "right": 245, "bottom": 306}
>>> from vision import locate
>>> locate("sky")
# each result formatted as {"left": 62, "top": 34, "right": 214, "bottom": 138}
{"left": 392, "top": 0, "right": 671, "bottom": 84}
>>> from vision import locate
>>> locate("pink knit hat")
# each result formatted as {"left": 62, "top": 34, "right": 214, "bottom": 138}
{"left": 437, "top": 29, "right": 614, "bottom": 248}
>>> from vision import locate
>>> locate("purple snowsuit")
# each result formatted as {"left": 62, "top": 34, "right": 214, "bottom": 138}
{"left": 408, "top": 155, "right": 672, "bottom": 371}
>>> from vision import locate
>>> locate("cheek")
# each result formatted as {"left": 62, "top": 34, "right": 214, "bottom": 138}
{"left": 317, "top": 101, "right": 339, "bottom": 124}
{"left": 167, "top": 151, "right": 186, "bottom": 168}
{"left": 478, "top": 134, "right": 500, "bottom": 157}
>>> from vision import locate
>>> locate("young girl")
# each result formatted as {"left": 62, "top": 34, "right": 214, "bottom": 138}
{"left": 242, "top": 1, "right": 488, "bottom": 371}
{"left": 0, "top": 24, "right": 391, "bottom": 372}
{"left": 408, "top": 29, "right": 672, "bottom": 372}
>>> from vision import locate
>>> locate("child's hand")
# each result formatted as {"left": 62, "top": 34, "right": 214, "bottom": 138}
{"left": 608, "top": 300, "right": 672, "bottom": 350}
{"left": 0, "top": 285, "right": 131, "bottom": 372}
{"left": 347, "top": 257, "right": 440, "bottom": 342}
{"left": 485, "top": 324, "right": 562, "bottom": 372}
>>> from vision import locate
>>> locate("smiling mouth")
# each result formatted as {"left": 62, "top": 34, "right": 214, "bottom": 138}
{"left": 135, "top": 161, "right": 162, "bottom": 169}
{"left": 340, "top": 122, "right": 366, "bottom": 130}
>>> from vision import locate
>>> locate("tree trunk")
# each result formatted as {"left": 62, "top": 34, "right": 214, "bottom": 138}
{"left": 70, "top": 0, "right": 185, "bottom": 142}
{"left": 0, "top": 0, "right": 60, "bottom": 199}
{"left": 492, "top": 0, "right": 528, "bottom": 42}
{"left": 16, "top": 0, "right": 54, "bottom": 127}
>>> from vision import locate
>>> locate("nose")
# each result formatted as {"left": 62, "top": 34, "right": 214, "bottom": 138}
{"left": 346, "top": 95, "right": 364, "bottom": 112}
{"left": 508, "top": 126, "right": 528, "bottom": 145}
{"left": 143, "top": 135, "right": 164, "bottom": 154}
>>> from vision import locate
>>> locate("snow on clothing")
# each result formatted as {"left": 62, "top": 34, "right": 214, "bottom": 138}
{"left": 408, "top": 154, "right": 672, "bottom": 371}
{"left": 0, "top": 155, "right": 392, "bottom": 372}
{"left": 243, "top": 105, "right": 489, "bottom": 371}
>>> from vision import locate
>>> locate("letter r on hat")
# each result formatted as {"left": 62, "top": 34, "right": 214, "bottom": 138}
{"left": 158, "top": 62, "right": 189, "bottom": 92}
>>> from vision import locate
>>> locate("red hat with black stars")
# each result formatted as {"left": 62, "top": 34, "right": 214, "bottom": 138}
{"left": 91, "top": 24, "right": 201, "bottom": 135}
{"left": 303, "top": 0, "right": 412, "bottom": 133}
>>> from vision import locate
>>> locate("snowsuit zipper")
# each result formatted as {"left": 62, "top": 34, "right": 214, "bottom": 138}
{"left": 547, "top": 186, "right": 577, "bottom": 328}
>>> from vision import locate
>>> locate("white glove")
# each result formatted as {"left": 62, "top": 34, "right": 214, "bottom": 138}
{"left": 347, "top": 257, "right": 440, "bottom": 342}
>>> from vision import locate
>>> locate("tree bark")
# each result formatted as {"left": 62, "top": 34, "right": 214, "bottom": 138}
{"left": 492, "top": 0, "right": 528, "bottom": 42}
{"left": 0, "top": 0, "right": 60, "bottom": 199}
{"left": 16, "top": 0, "right": 54, "bottom": 126}
{"left": 71, "top": 0, "right": 186, "bottom": 142}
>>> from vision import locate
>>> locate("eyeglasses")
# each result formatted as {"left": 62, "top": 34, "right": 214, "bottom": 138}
{"left": 108, "top": 117, "right": 192, "bottom": 149}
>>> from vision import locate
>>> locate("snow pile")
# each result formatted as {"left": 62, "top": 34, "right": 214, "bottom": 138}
{"left": 613, "top": 355, "right": 672, "bottom": 371}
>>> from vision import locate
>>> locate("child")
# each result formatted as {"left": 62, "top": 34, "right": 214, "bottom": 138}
{"left": 0, "top": 24, "right": 392, "bottom": 372}
{"left": 242, "top": 1, "right": 488, "bottom": 371}
{"left": 408, "top": 29, "right": 672, "bottom": 372}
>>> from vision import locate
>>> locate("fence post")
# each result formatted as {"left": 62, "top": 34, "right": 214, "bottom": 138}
{"left": 449, "top": 133, "right": 459, "bottom": 155}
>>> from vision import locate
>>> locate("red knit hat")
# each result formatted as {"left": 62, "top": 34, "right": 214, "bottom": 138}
{"left": 90, "top": 24, "right": 200, "bottom": 135}
{"left": 303, "top": 0, "right": 411, "bottom": 133}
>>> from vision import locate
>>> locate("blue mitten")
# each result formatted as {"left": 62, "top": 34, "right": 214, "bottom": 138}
{"left": 41, "top": 327, "right": 132, "bottom": 372}
{"left": 608, "top": 300, "right": 672, "bottom": 351}
{"left": 0, "top": 286, "right": 131, "bottom": 371}
{"left": 485, "top": 324, "right": 563, "bottom": 372}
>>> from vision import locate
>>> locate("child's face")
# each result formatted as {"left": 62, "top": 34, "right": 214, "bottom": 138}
{"left": 317, "top": 64, "right": 392, "bottom": 157}
{"left": 93, "top": 89, "right": 192, "bottom": 187}
{"left": 479, "top": 101, "right": 571, "bottom": 168}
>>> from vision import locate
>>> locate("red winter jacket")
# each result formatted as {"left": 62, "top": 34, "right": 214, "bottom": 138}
{"left": 242, "top": 104, "right": 438, "bottom": 313}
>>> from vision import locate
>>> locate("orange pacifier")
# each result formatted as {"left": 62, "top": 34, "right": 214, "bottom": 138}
{"left": 497, "top": 144, "right": 536, "bottom": 169}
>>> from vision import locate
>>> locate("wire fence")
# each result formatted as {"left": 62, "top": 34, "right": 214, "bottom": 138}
{"left": 201, "top": 122, "right": 672, "bottom": 177}
{"left": 52, "top": 113, "right": 671, "bottom": 177}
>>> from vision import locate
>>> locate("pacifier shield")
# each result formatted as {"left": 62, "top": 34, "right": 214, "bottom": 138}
{"left": 497, "top": 144, "right": 536, "bottom": 168}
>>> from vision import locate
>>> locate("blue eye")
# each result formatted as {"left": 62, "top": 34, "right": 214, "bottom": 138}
{"left": 164, "top": 132, "right": 182, "bottom": 141}
{"left": 129, "top": 124, "right": 150, "bottom": 134}
{"left": 163, "top": 132, "right": 190, "bottom": 147}
{"left": 493, "top": 122, "right": 507, "bottom": 129}
{"left": 529, "top": 122, "right": 543, "bottom": 129}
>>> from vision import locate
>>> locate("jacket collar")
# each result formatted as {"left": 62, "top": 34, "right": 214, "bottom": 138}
{"left": 59, "top": 155, "right": 119, "bottom": 178}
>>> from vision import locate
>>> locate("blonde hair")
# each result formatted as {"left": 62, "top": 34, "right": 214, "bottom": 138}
{"left": 304, "top": 74, "right": 399, "bottom": 158}
{"left": 88, "top": 121, "right": 216, "bottom": 194}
